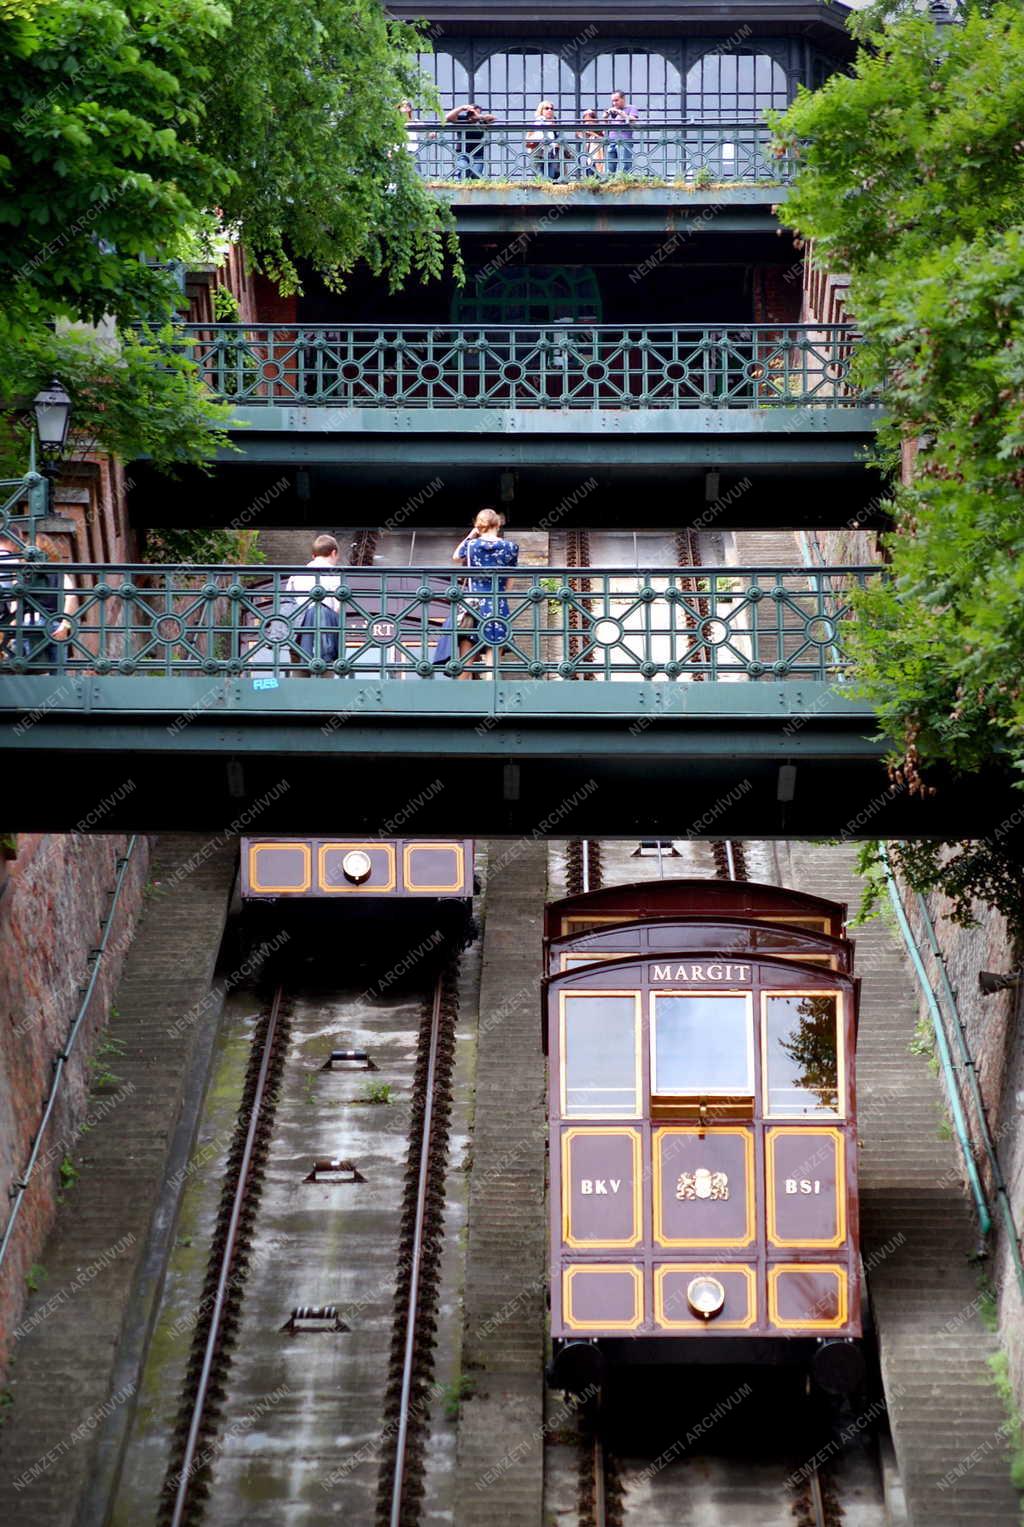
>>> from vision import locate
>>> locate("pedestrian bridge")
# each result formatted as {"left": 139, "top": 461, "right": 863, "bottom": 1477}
{"left": 127, "top": 323, "right": 884, "bottom": 531}
{"left": 0, "top": 562, "right": 1011, "bottom": 836}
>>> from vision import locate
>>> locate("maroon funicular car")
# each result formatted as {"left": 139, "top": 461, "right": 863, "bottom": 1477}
{"left": 543, "top": 880, "right": 863, "bottom": 1396}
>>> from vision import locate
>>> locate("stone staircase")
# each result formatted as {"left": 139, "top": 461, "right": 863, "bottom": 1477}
{"left": 780, "top": 773, "right": 1020, "bottom": 1526}
{"left": 0, "top": 835, "right": 236, "bottom": 1527}
{"left": 455, "top": 839, "right": 549, "bottom": 1527}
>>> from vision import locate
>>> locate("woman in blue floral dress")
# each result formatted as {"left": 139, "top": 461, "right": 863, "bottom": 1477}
{"left": 451, "top": 508, "right": 519, "bottom": 676}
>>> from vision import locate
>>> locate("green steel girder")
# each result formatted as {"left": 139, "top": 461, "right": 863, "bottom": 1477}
{"left": 0, "top": 675, "right": 877, "bottom": 728}
{"left": 224, "top": 405, "right": 880, "bottom": 444}
{"left": 0, "top": 677, "right": 1015, "bottom": 839}
{"left": 441, "top": 185, "right": 787, "bottom": 234}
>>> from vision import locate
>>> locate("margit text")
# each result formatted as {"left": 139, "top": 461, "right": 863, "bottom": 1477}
{"left": 648, "top": 963, "right": 751, "bottom": 983}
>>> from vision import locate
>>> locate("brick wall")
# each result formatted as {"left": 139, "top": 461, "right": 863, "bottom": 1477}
{"left": 752, "top": 262, "right": 802, "bottom": 324}
{"left": 801, "top": 250, "right": 852, "bottom": 328}
{"left": 185, "top": 241, "right": 259, "bottom": 325}
{"left": 0, "top": 833, "right": 151, "bottom": 1377}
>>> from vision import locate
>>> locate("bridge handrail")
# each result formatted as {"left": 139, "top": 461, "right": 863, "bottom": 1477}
{"left": 160, "top": 323, "right": 872, "bottom": 411}
{"left": 405, "top": 119, "right": 794, "bottom": 185}
{"left": 0, "top": 563, "right": 880, "bottom": 683}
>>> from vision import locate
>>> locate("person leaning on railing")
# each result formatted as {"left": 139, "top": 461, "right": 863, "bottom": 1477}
{"left": 526, "top": 101, "right": 563, "bottom": 182}
{"left": 0, "top": 532, "right": 78, "bottom": 673}
{"left": 449, "top": 508, "right": 519, "bottom": 680}
{"left": 444, "top": 103, "right": 495, "bottom": 180}
{"left": 603, "top": 90, "right": 639, "bottom": 175}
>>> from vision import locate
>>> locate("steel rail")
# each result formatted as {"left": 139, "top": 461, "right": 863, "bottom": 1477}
{"left": 593, "top": 1434, "right": 607, "bottom": 1526}
{"left": 0, "top": 836, "right": 139, "bottom": 1277}
{"left": 389, "top": 972, "right": 444, "bottom": 1527}
{"left": 167, "top": 983, "right": 286, "bottom": 1527}
{"left": 809, "top": 1463, "right": 827, "bottom": 1527}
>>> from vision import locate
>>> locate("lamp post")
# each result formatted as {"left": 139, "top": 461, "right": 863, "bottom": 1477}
{"left": 24, "top": 378, "right": 72, "bottom": 550}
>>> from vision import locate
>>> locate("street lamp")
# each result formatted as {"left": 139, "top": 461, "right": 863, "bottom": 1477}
{"left": 20, "top": 378, "right": 73, "bottom": 547}
{"left": 32, "top": 377, "right": 73, "bottom": 464}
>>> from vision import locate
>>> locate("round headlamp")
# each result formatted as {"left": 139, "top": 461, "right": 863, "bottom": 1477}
{"left": 687, "top": 1274, "right": 726, "bottom": 1321}
{"left": 341, "top": 850, "right": 373, "bottom": 885}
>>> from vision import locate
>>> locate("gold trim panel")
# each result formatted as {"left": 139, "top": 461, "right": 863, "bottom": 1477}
{"left": 561, "top": 1128, "right": 643, "bottom": 1249}
{"left": 562, "top": 1263, "right": 644, "bottom": 1332}
{"left": 248, "top": 841, "right": 312, "bottom": 894}
{"left": 652, "top": 1126, "right": 756, "bottom": 1248}
{"left": 766, "top": 1127, "right": 847, "bottom": 1248}
{"left": 654, "top": 1263, "right": 757, "bottom": 1330}
{"left": 767, "top": 1263, "right": 850, "bottom": 1331}
{"left": 403, "top": 841, "right": 466, "bottom": 894}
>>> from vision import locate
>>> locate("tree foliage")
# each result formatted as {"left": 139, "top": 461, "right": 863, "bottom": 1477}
{"left": 0, "top": 0, "right": 456, "bottom": 472}
{"left": 200, "top": 0, "right": 457, "bottom": 296}
{"left": 855, "top": 837, "right": 1024, "bottom": 945}
{"left": 773, "top": 3, "right": 1024, "bottom": 792}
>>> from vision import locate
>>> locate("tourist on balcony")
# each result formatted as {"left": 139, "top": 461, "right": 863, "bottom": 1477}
{"left": 445, "top": 103, "right": 495, "bottom": 180}
{"left": 449, "top": 508, "right": 519, "bottom": 678}
{"left": 604, "top": 90, "right": 639, "bottom": 175}
{"left": 526, "top": 101, "right": 562, "bottom": 181}
{"left": 397, "top": 99, "right": 427, "bottom": 168}
{"left": 579, "top": 110, "right": 605, "bottom": 177}
{"left": 286, "top": 534, "right": 341, "bottom": 673}
{"left": 0, "top": 531, "right": 78, "bottom": 673}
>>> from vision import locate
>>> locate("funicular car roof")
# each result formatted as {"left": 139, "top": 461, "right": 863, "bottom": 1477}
{"left": 545, "top": 914, "right": 854, "bottom": 976}
{"left": 544, "top": 878, "right": 847, "bottom": 946}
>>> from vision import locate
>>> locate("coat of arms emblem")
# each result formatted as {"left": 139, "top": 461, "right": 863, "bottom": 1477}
{"left": 676, "top": 1167, "right": 729, "bottom": 1201}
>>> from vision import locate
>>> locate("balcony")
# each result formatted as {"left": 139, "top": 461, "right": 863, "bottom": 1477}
{"left": 405, "top": 121, "right": 795, "bottom": 231}
{"left": 187, "top": 324, "right": 869, "bottom": 413}
{"left": 126, "top": 323, "right": 883, "bottom": 529}
{"left": 1, "top": 561, "right": 1014, "bottom": 838}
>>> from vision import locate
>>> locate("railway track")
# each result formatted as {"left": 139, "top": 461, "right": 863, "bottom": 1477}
{"left": 150, "top": 948, "right": 462, "bottom": 1527}
{"left": 562, "top": 527, "right": 747, "bottom": 898}
{"left": 375, "top": 964, "right": 461, "bottom": 1527}
{"left": 577, "top": 1393, "right": 840, "bottom": 1527}
{"left": 160, "top": 986, "right": 292, "bottom": 1527}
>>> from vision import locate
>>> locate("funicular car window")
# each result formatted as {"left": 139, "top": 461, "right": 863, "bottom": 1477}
{"left": 651, "top": 994, "right": 752, "bottom": 1095}
{"left": 763, "top": 994, "right": 840, "bottom": 1116}
{"left": 561, "top": 994, "right": 640, "bottom": 1117}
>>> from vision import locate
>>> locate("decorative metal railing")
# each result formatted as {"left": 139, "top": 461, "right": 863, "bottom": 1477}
{"left": 407, "top": 121, "right": 793, "bottom": 184}
{"left": 177, "top": 325, "right": 868, "bottom": 410}
{"left": 0, "top": 564, "right": 877, "bottom": 682}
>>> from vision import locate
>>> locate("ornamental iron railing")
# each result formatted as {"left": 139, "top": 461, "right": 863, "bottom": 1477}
{"left": 407, "top": 121, "right": 793, "bottom": 184}
{"left": 0, "top": 564, "right": 877, "bottom": 683}
{"left": 178, "top": 325, "right": 868, "bottom": 410}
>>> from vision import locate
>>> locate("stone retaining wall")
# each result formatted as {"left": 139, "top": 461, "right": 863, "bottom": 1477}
{"left": 0, "top": 832, "right": 151, "bottom": 1377}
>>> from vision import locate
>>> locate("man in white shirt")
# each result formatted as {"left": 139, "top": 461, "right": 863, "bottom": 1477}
{"left": 286, "top": 534, "right": 341, "bottom": 672}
